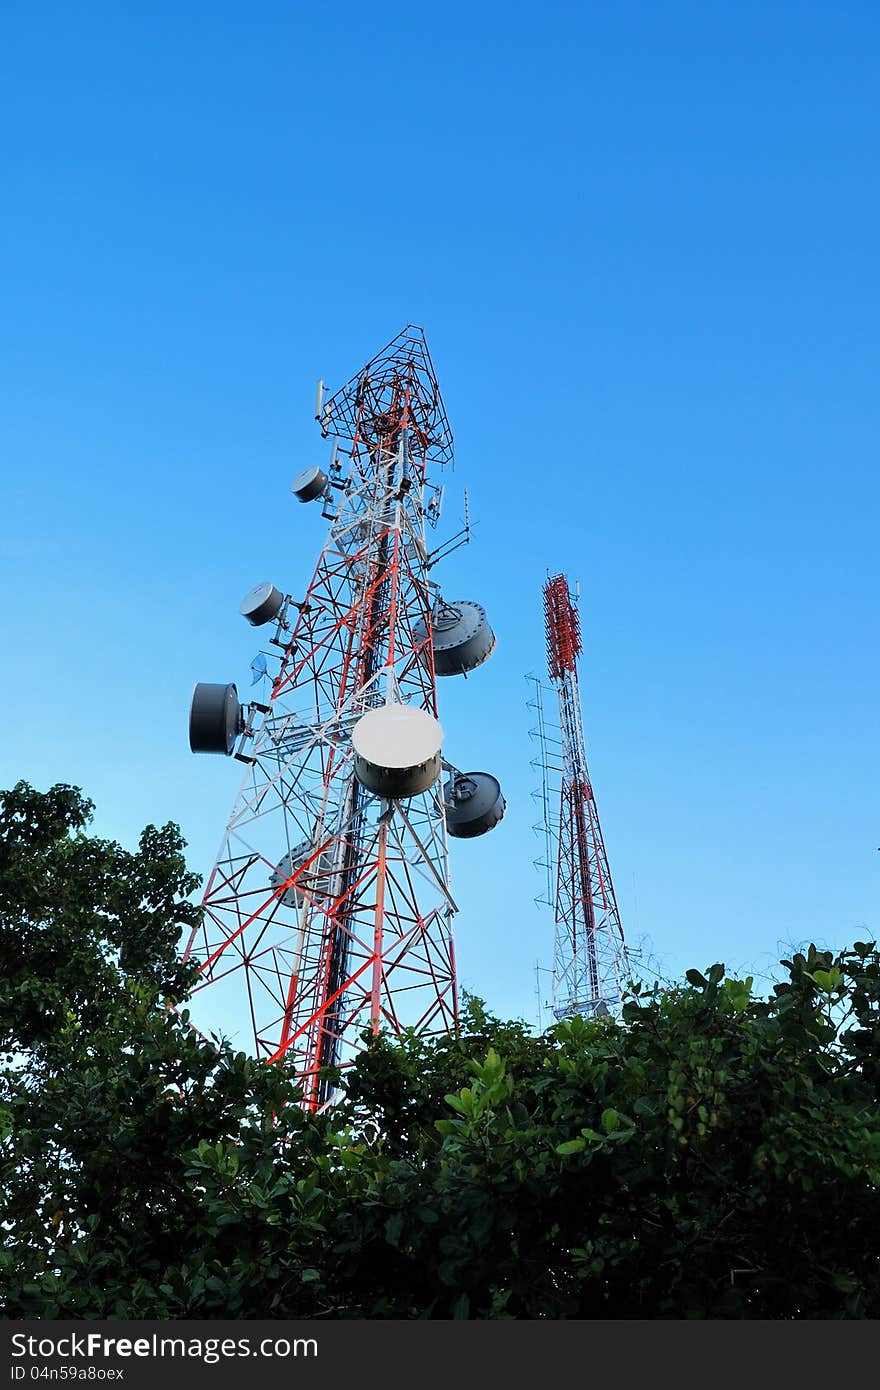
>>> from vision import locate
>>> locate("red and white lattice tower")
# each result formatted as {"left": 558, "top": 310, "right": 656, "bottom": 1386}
{"left": 539, "top": 574, "right": 627, "bottom": 1019}
{"left": 185, "top": 327, "right": 503, "bottom": 1107}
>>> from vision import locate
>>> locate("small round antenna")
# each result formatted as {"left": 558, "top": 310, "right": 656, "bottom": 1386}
{"left": 239, "top": 581, "right": 284, "bottom": 627}
{"left": 352, "top": 704, "right": 443, "bottom": 798}
{"left": 444, "top": 771, "right": 505, "bottom": 838}
{"left": 291, "top": 465, "right": 329, "bottom": 503}
{"left": 419, "top": 600, "right": 496, "bottom": 676}
{"left": 189, "top": 683, "right": 243, "bottom": 756}
{"left": 270, "top": 841, "right": 333, "bottom": 907}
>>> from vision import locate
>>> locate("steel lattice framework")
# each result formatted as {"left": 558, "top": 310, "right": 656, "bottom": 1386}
{"left": 537, "top": 574, "right": 627, "bottom": 1019}
{"left": 184, "top": 327, "right": 473, "bottom": 1107}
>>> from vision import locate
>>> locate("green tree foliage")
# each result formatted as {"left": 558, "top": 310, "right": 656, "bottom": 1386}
{"left": 2, "top": 782, "right": 880, "bottom": 1318}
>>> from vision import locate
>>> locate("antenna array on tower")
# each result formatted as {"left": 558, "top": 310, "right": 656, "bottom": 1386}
{"left": 186, "top": 326, "right": 505, "bottom": 1107}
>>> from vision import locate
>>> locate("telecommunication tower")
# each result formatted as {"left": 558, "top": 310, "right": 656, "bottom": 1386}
{"left": 185, "top": 327, "right": 504, "bottom": 1107}
{"left": 530, "top": 574, "right": 627, "bottom": 1019}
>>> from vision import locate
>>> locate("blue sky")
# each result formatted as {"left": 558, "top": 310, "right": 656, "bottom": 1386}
{"left": 2, "top": 2, "right": 878, "bottom": 1039}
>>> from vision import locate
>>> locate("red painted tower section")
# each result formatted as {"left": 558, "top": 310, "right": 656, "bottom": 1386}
{"left": 185, "top": 328, "right": 503, "bottom": 1106}
{"left": 542, "top": 574, "right": 627, "bottom": 1018}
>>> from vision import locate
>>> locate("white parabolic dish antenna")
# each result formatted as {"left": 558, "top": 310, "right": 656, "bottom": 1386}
{"left": 352, "top": 704, "right": 443, "bottom": 798}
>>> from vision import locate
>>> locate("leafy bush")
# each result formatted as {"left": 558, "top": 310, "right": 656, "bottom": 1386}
{"left": 2, "top": 783, "right": 879, "bottom": 1318}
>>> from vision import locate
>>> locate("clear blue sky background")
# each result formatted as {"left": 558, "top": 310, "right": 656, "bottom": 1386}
{"left": 3, "top": 2, "right": 877, "bottom": 1041}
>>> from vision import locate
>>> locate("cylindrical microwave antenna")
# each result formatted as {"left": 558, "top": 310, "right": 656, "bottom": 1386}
{"left": 270, "top": 841, "right": 333, "bottom": 907}
{"left": 444, "top": 771, "right": 505, "bottom": 838}
{"left": 239, "top": 582, "right": 284, "bottom": 627}
{"left": 422, "top": 600, "right": 496, "bottom": 677}
{"left": 352, "top": 704, "right": 443, "bottom": 799}
{"left": 291, "top": 465, "right": 329, "bottom": 503}
{"left": 189, "top": 683, "right": 243, "bottom": 755}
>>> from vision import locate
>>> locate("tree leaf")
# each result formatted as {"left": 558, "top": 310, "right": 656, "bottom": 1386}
{"left": 556, "top": 1138, "right": 586, "bottom": 1155}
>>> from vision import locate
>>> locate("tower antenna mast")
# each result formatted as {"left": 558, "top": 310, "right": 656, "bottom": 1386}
{"left": 540, "top": 573, "right": 627, "bottom": 1018}
{"left": 186, "top": 327, "right": 504, "bottom": 1106}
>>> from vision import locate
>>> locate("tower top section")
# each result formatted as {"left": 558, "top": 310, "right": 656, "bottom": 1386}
{"left": 321, "top": 324, "right": 454, "bottom": 466}
{"left": 543, "top": 572, "right": 582, "bottom": 681}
